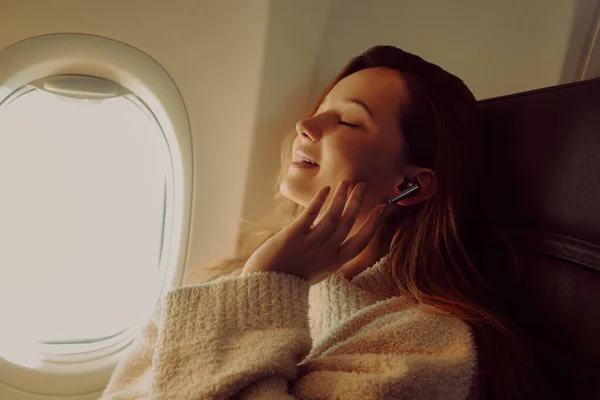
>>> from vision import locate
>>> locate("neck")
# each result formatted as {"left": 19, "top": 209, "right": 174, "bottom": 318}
{"left": 339, "top": 228, "right": 385, "bottom": 280}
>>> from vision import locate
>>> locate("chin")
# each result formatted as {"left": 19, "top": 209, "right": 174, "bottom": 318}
{"left": 279, "top": 179, "right": 310, "bottom": 208}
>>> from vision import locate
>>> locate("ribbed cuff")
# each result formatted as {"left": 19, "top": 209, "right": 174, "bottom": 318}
{"left": 160, "top": 272, "right": 310, "bottom": 343}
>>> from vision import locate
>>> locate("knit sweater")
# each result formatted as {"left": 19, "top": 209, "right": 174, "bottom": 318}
{"left": 100, "top": 254, "right": 477, "bottom": 399}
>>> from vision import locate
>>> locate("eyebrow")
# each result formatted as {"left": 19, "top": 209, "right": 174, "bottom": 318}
{"left": 322, "top": 95, "right": 374, "bottom": 120}
{"left": 345, "top": 98, "right": 374, "bottom": 119}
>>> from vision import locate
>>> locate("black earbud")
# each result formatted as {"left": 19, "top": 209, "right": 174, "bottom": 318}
{"left": 388, "top": 182, "right": 420, "bottom": 204}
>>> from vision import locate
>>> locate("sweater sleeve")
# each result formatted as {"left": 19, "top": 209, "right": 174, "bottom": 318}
{"left": 99, "top": 302, "right": 161, "bottom": 399}
{"left": 100, "top": 272, "right": 476, "bottom": 400}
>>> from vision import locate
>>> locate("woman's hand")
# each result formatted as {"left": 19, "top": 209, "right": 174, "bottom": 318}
{"left": 241, "top": 180, "right": 387, "bottom": 285}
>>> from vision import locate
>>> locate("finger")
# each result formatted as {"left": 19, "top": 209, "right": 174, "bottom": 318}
{"left": 326, "top": 181, "right": 366, "bottom": 247}
{"left": 310, "top": 180, "right": 350, "bottom": 242}
{"left": 289, "top": 186, "right": 331, "bottom": 234}
{"left": 338, "top": 204, "right": 386, "bottom": 264}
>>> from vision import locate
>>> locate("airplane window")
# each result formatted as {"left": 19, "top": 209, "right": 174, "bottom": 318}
{"left": 0, "top": 75, "right": 170, "bottom": 368}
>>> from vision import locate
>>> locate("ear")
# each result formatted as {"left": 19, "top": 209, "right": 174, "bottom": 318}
{"left": 391, "top": 167, "right": 437, "bottom": 206}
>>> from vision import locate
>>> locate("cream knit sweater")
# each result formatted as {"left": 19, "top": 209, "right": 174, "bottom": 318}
{"left": 100, "top": 255, "right": 477, "bottom": 399}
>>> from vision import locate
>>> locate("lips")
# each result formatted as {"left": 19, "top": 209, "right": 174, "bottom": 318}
{"left": 293, "top": 149, "right": 320, "bottom": 166}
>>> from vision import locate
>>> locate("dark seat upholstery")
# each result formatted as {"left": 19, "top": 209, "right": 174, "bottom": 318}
{"left": 478, "top": 78, "right": 600, "bottom": 399}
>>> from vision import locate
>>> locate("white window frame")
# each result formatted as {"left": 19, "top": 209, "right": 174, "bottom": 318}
{"left": 0, "top": 33, "right": 192, "bottom": 400}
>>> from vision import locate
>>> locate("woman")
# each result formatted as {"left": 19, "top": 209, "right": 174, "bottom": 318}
{"left": 102, "top": 46, "right": 538, "bottom": 399}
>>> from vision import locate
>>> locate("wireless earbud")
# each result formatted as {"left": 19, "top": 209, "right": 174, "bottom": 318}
{"left": 388, "top": 182, "right": 420, "bottom": 204}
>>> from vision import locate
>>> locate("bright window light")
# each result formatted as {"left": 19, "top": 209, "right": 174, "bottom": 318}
{"left": 0, "top": 82, "right": 169, "bottom": 363}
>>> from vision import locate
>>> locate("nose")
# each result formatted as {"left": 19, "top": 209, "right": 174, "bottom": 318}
{"left": 295, "top": 117, "right": 322, "bottom": 142}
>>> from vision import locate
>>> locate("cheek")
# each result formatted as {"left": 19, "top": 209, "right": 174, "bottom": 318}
{"left": 334, "top": 148, "right": 390, "bottom": 197}
{"left": 351, "top": 145, "right": 401, "bottom": 200}
{"left": 340, "top": 141, "right": 388, "bottom": 176}
{"left": 325, "top": 138, "right": 399, "bottom": 188}
{"left": 327, "top": 142, "right": 369, "bottom": 180}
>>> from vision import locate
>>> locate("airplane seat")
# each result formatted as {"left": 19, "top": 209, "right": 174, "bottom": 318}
{"left": 478, "top": 77, "right": 600, "bottom": 399}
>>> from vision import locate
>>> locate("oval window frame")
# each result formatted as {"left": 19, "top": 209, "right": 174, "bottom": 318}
{"left": 0, "top": 33, "right": 192, "bottom": 399}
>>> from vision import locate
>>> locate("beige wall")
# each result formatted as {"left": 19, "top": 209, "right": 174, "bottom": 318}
{"left": 310, "top": 0, "right": 579, "bottom": 102}
{"left": 560, "top": 0, "right": 600, "bottom": 82}
{"left": 238, "top": 0, "right": 332, "bottom": 225}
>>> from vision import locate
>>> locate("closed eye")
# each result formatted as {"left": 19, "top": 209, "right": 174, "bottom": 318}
{"left": 339, "top": 121, "right": 361, "bottom": 129}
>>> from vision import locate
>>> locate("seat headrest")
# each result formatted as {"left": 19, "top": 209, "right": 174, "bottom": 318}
{"left": 477, "top": 78, "right": 600, "bottom": 399}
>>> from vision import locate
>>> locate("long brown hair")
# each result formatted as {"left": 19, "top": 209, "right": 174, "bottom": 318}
{"left": 187, "top": 45, "right": 540, "bottom": 399}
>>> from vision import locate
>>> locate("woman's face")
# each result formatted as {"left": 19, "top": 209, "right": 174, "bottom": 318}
{"left": 280, "top": 67, "right": 417, "bottom": 230}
